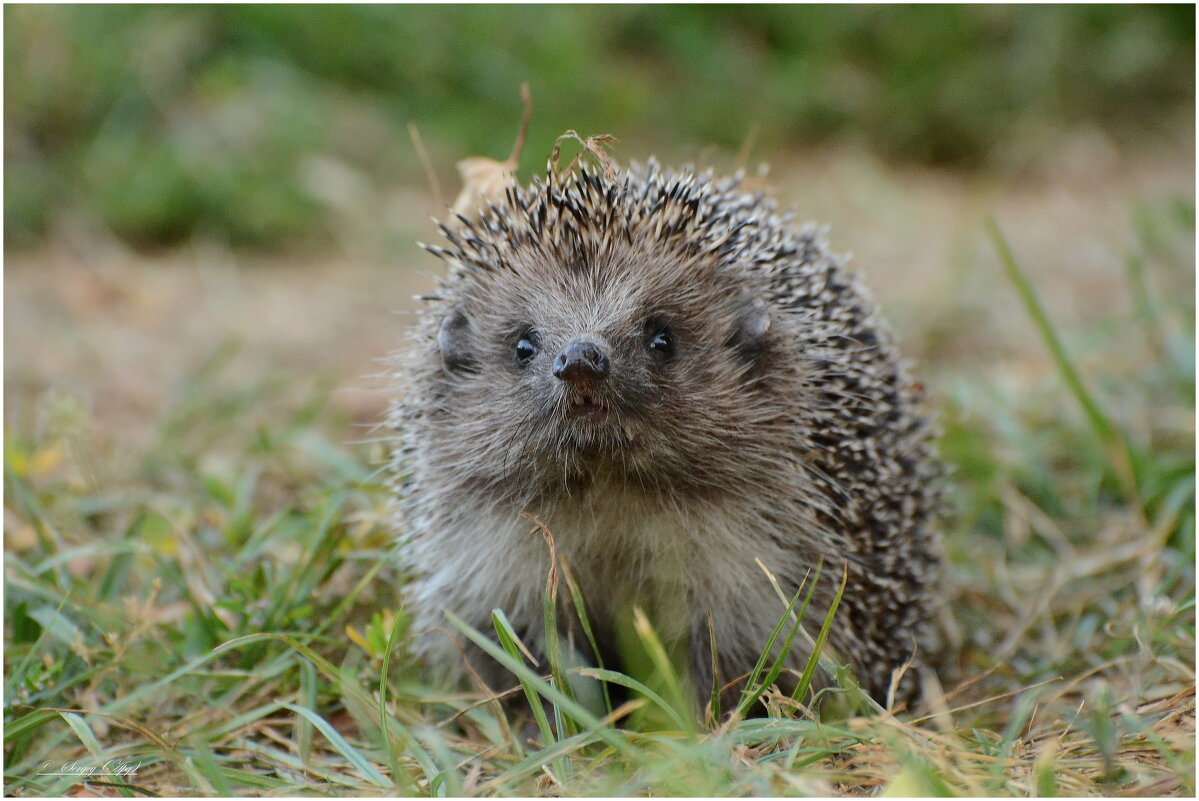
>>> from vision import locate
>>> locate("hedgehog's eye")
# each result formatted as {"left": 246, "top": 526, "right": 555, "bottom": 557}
{"left": 647, "top": 328, "right": 674, "bottom": 358}
{"left": 515, "top": 333, "right": 538, "bottom": 365}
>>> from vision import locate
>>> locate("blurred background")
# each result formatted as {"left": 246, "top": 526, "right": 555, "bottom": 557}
{"left": 4, "top": 4, "right": 1193, "bottom": 249}
{"left": 4, "top": 3, "right": 1194, "bottom": 460}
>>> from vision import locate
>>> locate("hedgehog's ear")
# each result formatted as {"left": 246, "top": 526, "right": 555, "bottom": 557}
{"left": 438, "top": 306, "right": 477, "bottom": 373}
{"left": 728, "top": 295, "right": 771, "bottom": 362}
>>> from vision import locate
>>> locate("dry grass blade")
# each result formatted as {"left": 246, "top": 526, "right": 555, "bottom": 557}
{"left": 451, "top": 83, "right": 534, "bottom": 218}
{"left": 407, "top": 122, "right": 444, "bottom": 210}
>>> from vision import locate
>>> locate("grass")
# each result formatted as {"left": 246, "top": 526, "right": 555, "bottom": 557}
{"left": 4, "top": 5, "right": 1193, "bottom": 249}
{"left": 3, "top": 200, "right": 1194, "bottom": 795}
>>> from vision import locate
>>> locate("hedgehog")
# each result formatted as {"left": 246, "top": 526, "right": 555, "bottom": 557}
{"left": 389, "top": 157, "right": 942, "bottom": 709}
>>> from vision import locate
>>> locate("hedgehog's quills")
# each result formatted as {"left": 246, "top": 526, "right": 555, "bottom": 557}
{"left": 389, "top": 159, "right": 943, "bottom": 708}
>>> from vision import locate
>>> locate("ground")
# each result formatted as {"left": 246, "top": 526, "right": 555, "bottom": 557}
{"left": 4, "top": 139, "right": 1194, "bottom": 795}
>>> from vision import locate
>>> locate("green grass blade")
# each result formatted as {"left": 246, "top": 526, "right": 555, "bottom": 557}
{"left": 3, "top": 465, "right": 69, "bottom": 588}
{"left": 278, "top": 701, "right": 390, "bottom": 788}
{"left": 58, "top": 711, "right": 104, "bottom": 760}
{"left": 186, "top": 701, "right": 286, "bottom": 743}
{"left": 1123, "top": 253, "right": 1173, "bottom": 367}
{"left": 309, "top": 557, "right": 385, "bottom": 639}
{"left": 705, "top": 610, "right": 720, "bottom": 727}
{"left": 3, "top": 591, "right": 72, "bottom": 701}
{"left": 4, "top": 710, "right": 60, "bottom": 745}
{"left": 560, "top": 559, "right": 613, "bottom": 717}
{"left": 988, "top": 218, "right": 1142, "bottom": 507}
{"left": 296, "top": 659, "right": 316, "bottom": 762}
{"left": 534, "top": 521, "right": 578, "bottom": 743}
{"left": 987, "top": 219, "right": 1118, "bottom": 444}
{"left": 188, "top": 740, "right": 233, "bottom": 797}
{"left": 445, "top": 611, "right": 655, "bottom": 771}
{"left": 267, "top": 493, "right": 346, "bottom": 626}
{"left": 210, "top": 632, "right": 427, "bottom": 790}
{"left": 631, "top": 608, "right": 695, "bottom": 735}
{"left": 987, "top": 689, "right": 1042, "bottom": 791}
{"left": 737, "top": 561, "right": 821, "bottom": 719}
{"left": 216, "top": 766, "right": 294, "bottom": 791}
{"left": 492, "top": 609, "right": 555, "bottom": 747}
{"left": 576, "top": 668, "right": 690, "bottom": 731}
{"left": 378, "top": 605, "right": 419, "bottom": 791}
{"left": 27, "top": 604, "right": 83, "bottom": 650}
{"left": 791, "top": 562, "right": 848, "bottom": 705}
{"left": 491, "top": 725, "right": 617, "bottom": 794}
{"left": 418, "top": 724, "right": 464, "bottom": 798}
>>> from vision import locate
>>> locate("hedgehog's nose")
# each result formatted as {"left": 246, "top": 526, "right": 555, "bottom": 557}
{"left": 552, "top": 341, "right": 610, "bottom": 382}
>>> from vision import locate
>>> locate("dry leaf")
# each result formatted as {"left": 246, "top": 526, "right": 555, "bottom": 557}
{"left": 451, "top": 156, "right": 517, "bottom": 217}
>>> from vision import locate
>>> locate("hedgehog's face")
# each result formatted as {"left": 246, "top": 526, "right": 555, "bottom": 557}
{"left": 428, "top": 251, "right": 782, "bottom": 494}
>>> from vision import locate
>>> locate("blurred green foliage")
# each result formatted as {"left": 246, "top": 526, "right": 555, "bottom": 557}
{"left": 4, "top": 4, "right": 1193, "bottom": 250}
